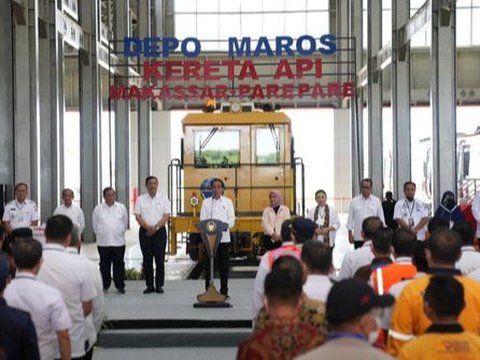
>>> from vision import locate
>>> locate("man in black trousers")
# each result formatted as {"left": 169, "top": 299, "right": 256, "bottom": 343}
{"left": 134, "top": 176, "right": 171, "bottom": 294}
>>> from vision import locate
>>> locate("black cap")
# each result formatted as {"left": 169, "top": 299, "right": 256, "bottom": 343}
{"left": 291, "top": 217, "right": 316, "bottom": 243}
{"left": 326, "top": 279, "right": 395, "bottom": 325}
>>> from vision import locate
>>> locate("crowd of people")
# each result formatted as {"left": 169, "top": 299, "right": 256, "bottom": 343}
{"left": 1, "top": 177, "right": 480, "bottom": 359}
{"left": 240, "top": 178, "right": 480, "bottom": 359}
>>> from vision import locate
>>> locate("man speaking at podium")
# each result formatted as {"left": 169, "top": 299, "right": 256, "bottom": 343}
{"left": 200, "top": 178, "right": 235, "bottom": 298}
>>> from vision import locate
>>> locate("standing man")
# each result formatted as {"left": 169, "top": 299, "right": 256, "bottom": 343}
{"left": 200, "top": 178, "right": 235, "bottom": 297}
{"left": 347, "top": 179, "right": 385, "bottom": 249}
{"left": 54, "top": 189, "right": 86, "bottom": 236}
{"left": 38, "top": 215, "right": 97, "bottom": 360}
{"left": 92, "top": 187, "right": 128, "bottom": 294}
{"left": 394, "top": 182, "right": 429, "bottom": 242}
{"left": 4, "top": 239, "right": 72, "bottom": 360}
{"left": 382, "top": 191, "right": 398, "bottom": 230}
{"left": 2, "top": 183, "right": 40, "bottom": 235}
{"left": 0, "top": 253, "right": 40, "bottom": 360}
{"left": 134, "top": 176, "right": 171, "bottom": 294}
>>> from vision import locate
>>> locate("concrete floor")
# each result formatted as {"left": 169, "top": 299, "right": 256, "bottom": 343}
{"left": 92, "top": 347, "right": 237, "bottom": 360}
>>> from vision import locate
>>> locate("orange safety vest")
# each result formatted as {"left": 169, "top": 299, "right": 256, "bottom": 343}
{"left": 267, "top": 244, "right": 301, "bottom": 269}
{"left": 372, "top": 262, "right": 417, "bottom": 295}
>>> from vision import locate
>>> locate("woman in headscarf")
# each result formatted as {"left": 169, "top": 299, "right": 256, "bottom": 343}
{"left": 434, "top": 191, "right": 465, "bottom": 227}
{"left": 306, "top": 190, "right": 340, "bottom": 249}
{"left": 261, "top": 190, "right": 291, "bottom": 251}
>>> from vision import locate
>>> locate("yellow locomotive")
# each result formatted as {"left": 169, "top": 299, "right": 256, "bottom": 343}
{"left": 168, "top": 101, "right": 304, "bottom": 258}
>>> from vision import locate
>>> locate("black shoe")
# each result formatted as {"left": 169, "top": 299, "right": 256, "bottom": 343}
{"left": 155, "top": 287, "right": 164, "bottom": 294}
{"left": 117, "top": 288, "right": 125, "bottom": 294}
{"left": 223, "top": 294, "right": 230, "bottom": 300}
{"left": 143, "top": 287, "right": 155, "bottom": 294}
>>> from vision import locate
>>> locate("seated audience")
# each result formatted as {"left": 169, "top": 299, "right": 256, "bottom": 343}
{"left": 252, "top": 217, "right": 315, "bottom": 320}
{"left": 353, "top": 227, "right": 393, "bottom": 283}
{"left": 387, "top": 229, "right": 480, "bottom": 356}
{"left": 301, "top": 241, "right": 333, "bottom": 303}
{"left": 371, "top": 228, "right": 417, "bottom": 295}
{"left": 399, "top": 276, "right": 480, "bottom": 359}
{"left": 0, "top": 253, "right": 40, "bottom": 359}
{"left": 4, "top": 238, "right": 71, "bottom": 360}
{"left": 338, "top": 216, "right": 383, "bottom": 279}
{"left": 453, "top": 220, "right": 480, "bottom": 275}
{"left": 254, "top": 256, "right": 328, "bottom": 335}
{"left": 238, "top": 257, "right": 324, "bottom": 360}
{"left": 297, "top": 279, "right": 394, "bottom": 360}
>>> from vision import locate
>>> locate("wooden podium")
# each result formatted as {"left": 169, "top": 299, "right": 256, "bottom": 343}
{"left": 194, "top": 219, "right": 231, "bottom": 308}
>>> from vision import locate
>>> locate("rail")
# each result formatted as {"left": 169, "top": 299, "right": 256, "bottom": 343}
{"left": 458, "top": 178, "right": 480, "bottom": 203}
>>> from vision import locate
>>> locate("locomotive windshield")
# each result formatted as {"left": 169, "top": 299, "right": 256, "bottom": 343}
{"left": 194, "top": 128, "right": 240, "bottom": 168}
{"left": 256, "top": 125, "right": 281, "bottom": 164}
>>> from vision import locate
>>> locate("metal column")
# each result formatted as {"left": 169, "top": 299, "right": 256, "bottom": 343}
{"left": 350, "top": 0, "right": 363, "bottom": 195}
{"left": 367, "top": 0, "right": 383, "bottom": 198}
{"left": 80, "top": 0, "right": 101, "bottom": 242}
{"left": 38, "top": 0, "right": 63, "bottom": 220}
{"left": 0, "top": 2, "right": 14, "bottom": 190}
{"left": 334, "top": 0, "right": 354, "bottom": 207}
{"left": 137, "top": 0, "right": 152, "bottom": 186}
{"left": 392, "top": 0, "right": 411, "bottom": 199}
{"left": 430, "top": 0, "right": 456, "bottom": 207}
{"left": 114, "top": 0, "right": 131, "bottom": 213}
{"left": 28, "top": 0, "right": 41, "bottom": 208}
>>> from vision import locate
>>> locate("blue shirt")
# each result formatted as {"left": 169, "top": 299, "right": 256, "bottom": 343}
{"left": 0, "top": 298, "right": 40, "bottom": 360}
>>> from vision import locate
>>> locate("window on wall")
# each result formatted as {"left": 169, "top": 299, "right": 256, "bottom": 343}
{"left": 174, "top": 0, "right": 330, "bottom": 50}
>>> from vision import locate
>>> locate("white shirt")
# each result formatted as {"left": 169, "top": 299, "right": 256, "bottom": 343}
{"left": 199, "top": 196, "right": 235, "bottom": 243}
{"left": 473, "top": 194, "right": 480, "bottom": 238}
{"left": 306, "top": 205, "right": 341, "bottom": 246}
{"left": 134, "top": 192, "right": 171, "bottom": 227}
{"left": 338, "top": 240, "right": 374, "bottom": 280}
{"left": 469, "top": 268, "right": 480, "bottom": 282}
{"left": 92, "top": 202, "right": 128, "bottom": 247}
{"left": 4, "top": 271, "right": 72, "bottom": 360}
{"left": 54, "top": 204, "right": 86, "bottom": 234}
{"left": 303, "top": 274, "right": 333, "bottom": 303}
{"left": 38, "top": 243, "right": 97, "bottom": 358}
{"left": 393, "top": 198, "right": 429, "bottom": 240}
{"left": 2, "top": 199, "right": 40, "bottom": 229}
{"left": 66, "top": 248, "right": 105, "bottom": 351}
{"left": 456, "top": 246, "right": 480, "bottom": 275}
{"left": 347, "top": 195, "right": 385, "bottom": 240}
{"left": 261, "top": 205, "right": 290, "bottom": 237}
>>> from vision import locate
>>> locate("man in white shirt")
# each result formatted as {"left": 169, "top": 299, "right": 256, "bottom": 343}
{"left": 347, "top": 178, "right": 385, "bottom": 249}
{"left": 473, "top": 193, "right": 480, "bottom": 243}
{"left": 67, "top": 228, "right": 105, "bottom": 360}
{"left": 54, "top": 189, "right": 86, "bottom": 236}
{"left": 92, "top": 187, "right": 128, "bottom": 294}
{"left": 338, "top": 216, "right": 383, "bottom": 280}
{"left": 134, "top": 176, "right": 171, "bottom": 294}
{"left": 453, "top": 220, "right": 480, "bottom": 275}
{"left": 37, "top": 215, "right": 97, "bottom": 360}
{"left": 199, "top": 178, "right": 235, "bottom": 297}
{"left": 393, "top": 181, "right": 429, "bottom": 241}
{"left": 4, "top": 238, "right": 72, "bottom": 360}
{"left": 2, "top": 182, "right": 40, "bottom": 235}
{"left": 301, "top": 240, "right": 333, "bottom": 303}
